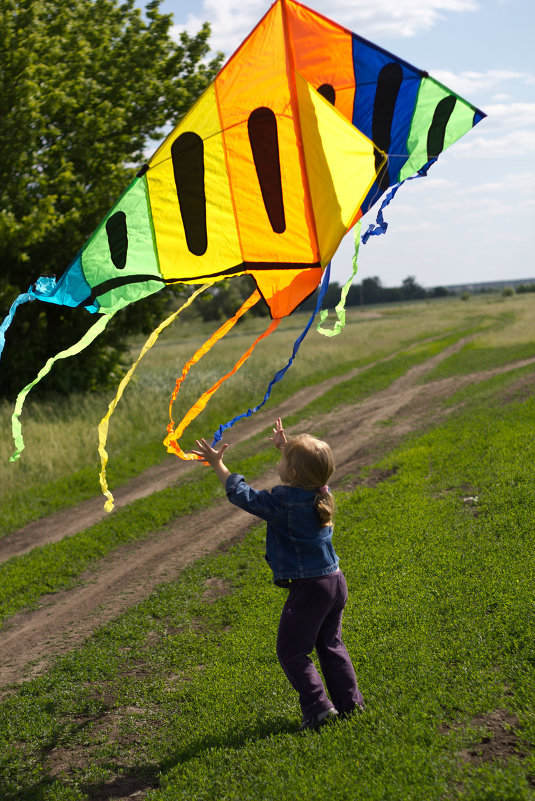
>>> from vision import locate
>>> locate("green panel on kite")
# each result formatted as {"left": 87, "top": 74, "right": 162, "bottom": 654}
{"left": 400, "top": 77, "right": 478, "bottom": 182}
{"left": 81, "top": 175, "right": 163, "bottom": 313}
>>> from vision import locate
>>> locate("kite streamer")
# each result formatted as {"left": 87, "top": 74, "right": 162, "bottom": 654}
{"left": 10, "top": 312, "right": 117, "bottom": 462}
{"left": 212, "top": 262, "right": 332, "bottom": 445}
{"left": 98, "top": 283, "right": 213, "bottom": 512}
{"left": 164, "top": 290, "right": 263, "bottom": 459}
{"left": 316, "top": 222, "right": 362, "bottom": 338}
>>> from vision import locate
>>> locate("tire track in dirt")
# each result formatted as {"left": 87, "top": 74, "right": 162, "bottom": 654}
{"left": 1, "top": 341, "right": 535, "bottom": 691}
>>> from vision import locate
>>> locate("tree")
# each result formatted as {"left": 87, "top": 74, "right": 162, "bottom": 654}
{"left": 401, "top": 275, "right": 427, "bottom": 301}
{"left": 360, "top": 276, "right": 384, "bottom": 305}
{"left": 0, "top": 0, "right": 222, "bottom": 398}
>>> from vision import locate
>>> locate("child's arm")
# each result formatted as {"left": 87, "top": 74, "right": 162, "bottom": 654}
{"left": 270, "top": 417, "right": 287, "bottom": 450}
{"left": 191, "top": 438, "right": 230, "bottom": 486}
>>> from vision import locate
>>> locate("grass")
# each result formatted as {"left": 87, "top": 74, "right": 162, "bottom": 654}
{"left": 0, "top": 363, "right": 533, "bottom": 800}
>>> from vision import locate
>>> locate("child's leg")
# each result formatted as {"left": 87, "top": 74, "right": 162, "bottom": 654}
{"left": 315, "top": 571, "right": 365, "bottom": 715}
{"left": 276, "top": 580, "right": 334, "bottom": 723}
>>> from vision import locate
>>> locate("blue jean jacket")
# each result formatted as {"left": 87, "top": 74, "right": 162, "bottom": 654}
{"left": 226, "top": 473, "right": 339, "bottom": 584}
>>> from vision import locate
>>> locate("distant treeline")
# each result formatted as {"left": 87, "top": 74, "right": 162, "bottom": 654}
{"left": 300, "top": 275, "right": 451, "bottom": 311}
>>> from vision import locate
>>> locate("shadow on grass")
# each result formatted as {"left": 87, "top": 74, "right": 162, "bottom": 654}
{"left": 7, "top": 717, "right": 299, "bottom": 801}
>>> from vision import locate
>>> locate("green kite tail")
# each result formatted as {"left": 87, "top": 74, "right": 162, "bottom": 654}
{"left": 10, "top": 312, "right": 117, "bottom": 462}
{"left": 316, "top": 221, "right": 362, "bottom": 337}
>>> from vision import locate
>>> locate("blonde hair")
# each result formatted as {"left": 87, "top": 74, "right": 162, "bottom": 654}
{"left": 281, "top": 434, "right": 335, "bottom": 526}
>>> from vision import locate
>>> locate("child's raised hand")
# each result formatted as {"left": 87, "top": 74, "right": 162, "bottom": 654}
{"left": 270, "top": 417, "right": 287, "bottom": 450}
{"left": 191, "top": 438, "right": 228, "bottom": 467}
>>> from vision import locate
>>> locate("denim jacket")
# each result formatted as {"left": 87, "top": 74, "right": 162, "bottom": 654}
{"left": 226, "top": 473, "right": 339, "bottom": 584}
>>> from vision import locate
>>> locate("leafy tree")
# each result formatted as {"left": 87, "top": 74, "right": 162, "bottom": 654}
{"left": 0, "top": 0, "right": 222, "bottom": 398}
{"left": 360, "top": 276, "right": 384, "bottom": 304}
{"left": 400, "top": 275, "right": 427, "bottom": 301}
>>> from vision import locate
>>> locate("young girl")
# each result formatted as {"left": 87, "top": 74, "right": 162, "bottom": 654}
{"left": 192, "top": 418, "right": 364, "bottom": 730}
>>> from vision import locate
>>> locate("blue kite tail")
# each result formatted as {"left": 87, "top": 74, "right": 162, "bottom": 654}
{"left": 211, "top": 263, "right": 332, "bottom": 445}
{"left": 361, "top": 159, "right": 437, "bottom": 245}
{"left": 0, "top": 277, "right": 58, "bottom": 362}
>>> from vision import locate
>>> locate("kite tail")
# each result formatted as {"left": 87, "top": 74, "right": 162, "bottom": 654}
{"left": 98, "top": 283, "right": 214, "bottom": 512}
{"left": 212, "top": 263, "right": 331, "bottom": 446}
{"left": 0, "top": 292, "right": 35, "bottom": 362}
{"left": 316, "top": 221, "right": 362, "bottom": 338}
{"left": 361, "top": 160, "right": 437, "bottom": 244}
{"left": 0, "top": 276, "right": 71, "bottom": 362}
{"left": 164, "top": 289, "right": 263, "bottom": 460}
{"left": 10, "top": 312, "right": 117, "bottom": 463}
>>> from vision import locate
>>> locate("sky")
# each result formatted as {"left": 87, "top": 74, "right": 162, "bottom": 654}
{"left": 160, "top": 0, "right": 534, "bottom": 289}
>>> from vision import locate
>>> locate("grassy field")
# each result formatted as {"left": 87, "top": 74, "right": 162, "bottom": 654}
{"left": 0, "top": 294, "right": 510, "bottom": 533}
{"left": 0, "top": 293, "right": 534, "bottom": 800}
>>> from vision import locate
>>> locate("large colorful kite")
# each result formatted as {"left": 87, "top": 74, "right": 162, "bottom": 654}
{"left": 0, "top": 0, "right": 485, "bottom": 510}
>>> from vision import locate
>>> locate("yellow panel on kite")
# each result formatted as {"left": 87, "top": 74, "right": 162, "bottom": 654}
{"left": 147, "top": 84, "right": 243, "bottom": 283}
{"left": 296, "top": 73, "right": 382, "bottom": 264}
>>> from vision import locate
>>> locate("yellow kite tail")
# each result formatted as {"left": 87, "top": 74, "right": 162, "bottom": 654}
{"left": 98, "top": 283, "right": 214, "bottom": 513}
{"left": 10, "top": 312, "right": 117, "bottom": 463}
{"left": 165, "top": 316, "right": 281, "bottom": 460}
{"left": 164, "top": 289, "right": 266, "bottom": 460}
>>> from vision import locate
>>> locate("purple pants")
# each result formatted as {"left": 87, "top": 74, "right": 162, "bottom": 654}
{"left": 276, "top": 570, "right": 364, "bottom": 722}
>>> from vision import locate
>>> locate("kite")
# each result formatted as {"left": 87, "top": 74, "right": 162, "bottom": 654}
{"left": 0, "top": 0, "right": 485, "bottom": 510}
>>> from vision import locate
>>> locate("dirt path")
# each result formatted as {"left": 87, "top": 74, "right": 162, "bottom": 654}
{"left": 1, "top": 342, "right": 535, "bottom": 691}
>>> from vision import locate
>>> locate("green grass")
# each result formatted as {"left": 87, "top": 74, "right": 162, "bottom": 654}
{"left": 1, "top": 359, "right": 534, "bottom": 800}
{"left": 426, "top": 342, "right": 535, "bottom": 382}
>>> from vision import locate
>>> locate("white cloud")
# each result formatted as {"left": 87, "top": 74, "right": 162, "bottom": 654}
{"left": 173, "top": 0, "right": 480, "bottom": 55}
{"left": 453, "top": 129, "right": 535, "bottom": 158}
{"left": 326, "top": 0, "right": 479, "bottom": 39}
{"left": 484, "top": 102, "right": 535, "bottom": 127}
{"left": 432, "top": 69, "right": 535, "bottom": 97}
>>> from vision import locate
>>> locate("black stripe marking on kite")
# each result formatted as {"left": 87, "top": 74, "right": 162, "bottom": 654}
{"left": 80, "top": 260, "right": 324, "bottom": 308}
{"left": 372, "top": 62, "right": 403, "bottom": 191}
{"left": 106, "top": 211, "right": 128, "bottom": 270}
{"left": 171, "top": 132, "right": 208, "bottom": 257}
{"left": 317, "top": 84, "right": 336, "bottom": 105}
{"left": 248, "top": 107, "right": 286, "bottom": 234}
{"left": 427, "top": 95, "right": 457, "bottom": 160}
{"left": 79, "top": 275, "right": 166, "bottom": 307}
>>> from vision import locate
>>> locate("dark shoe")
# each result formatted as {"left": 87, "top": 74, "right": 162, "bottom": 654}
{"left": 299, "top": 707, "right": 338, "bottom": 731}
{"left": 338, "top": 702, "right": 365, "bottom": 720}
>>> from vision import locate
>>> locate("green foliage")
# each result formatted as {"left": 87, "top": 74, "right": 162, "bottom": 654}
{"left": 0, "top": 0, "right": 222, "bottom": 399}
